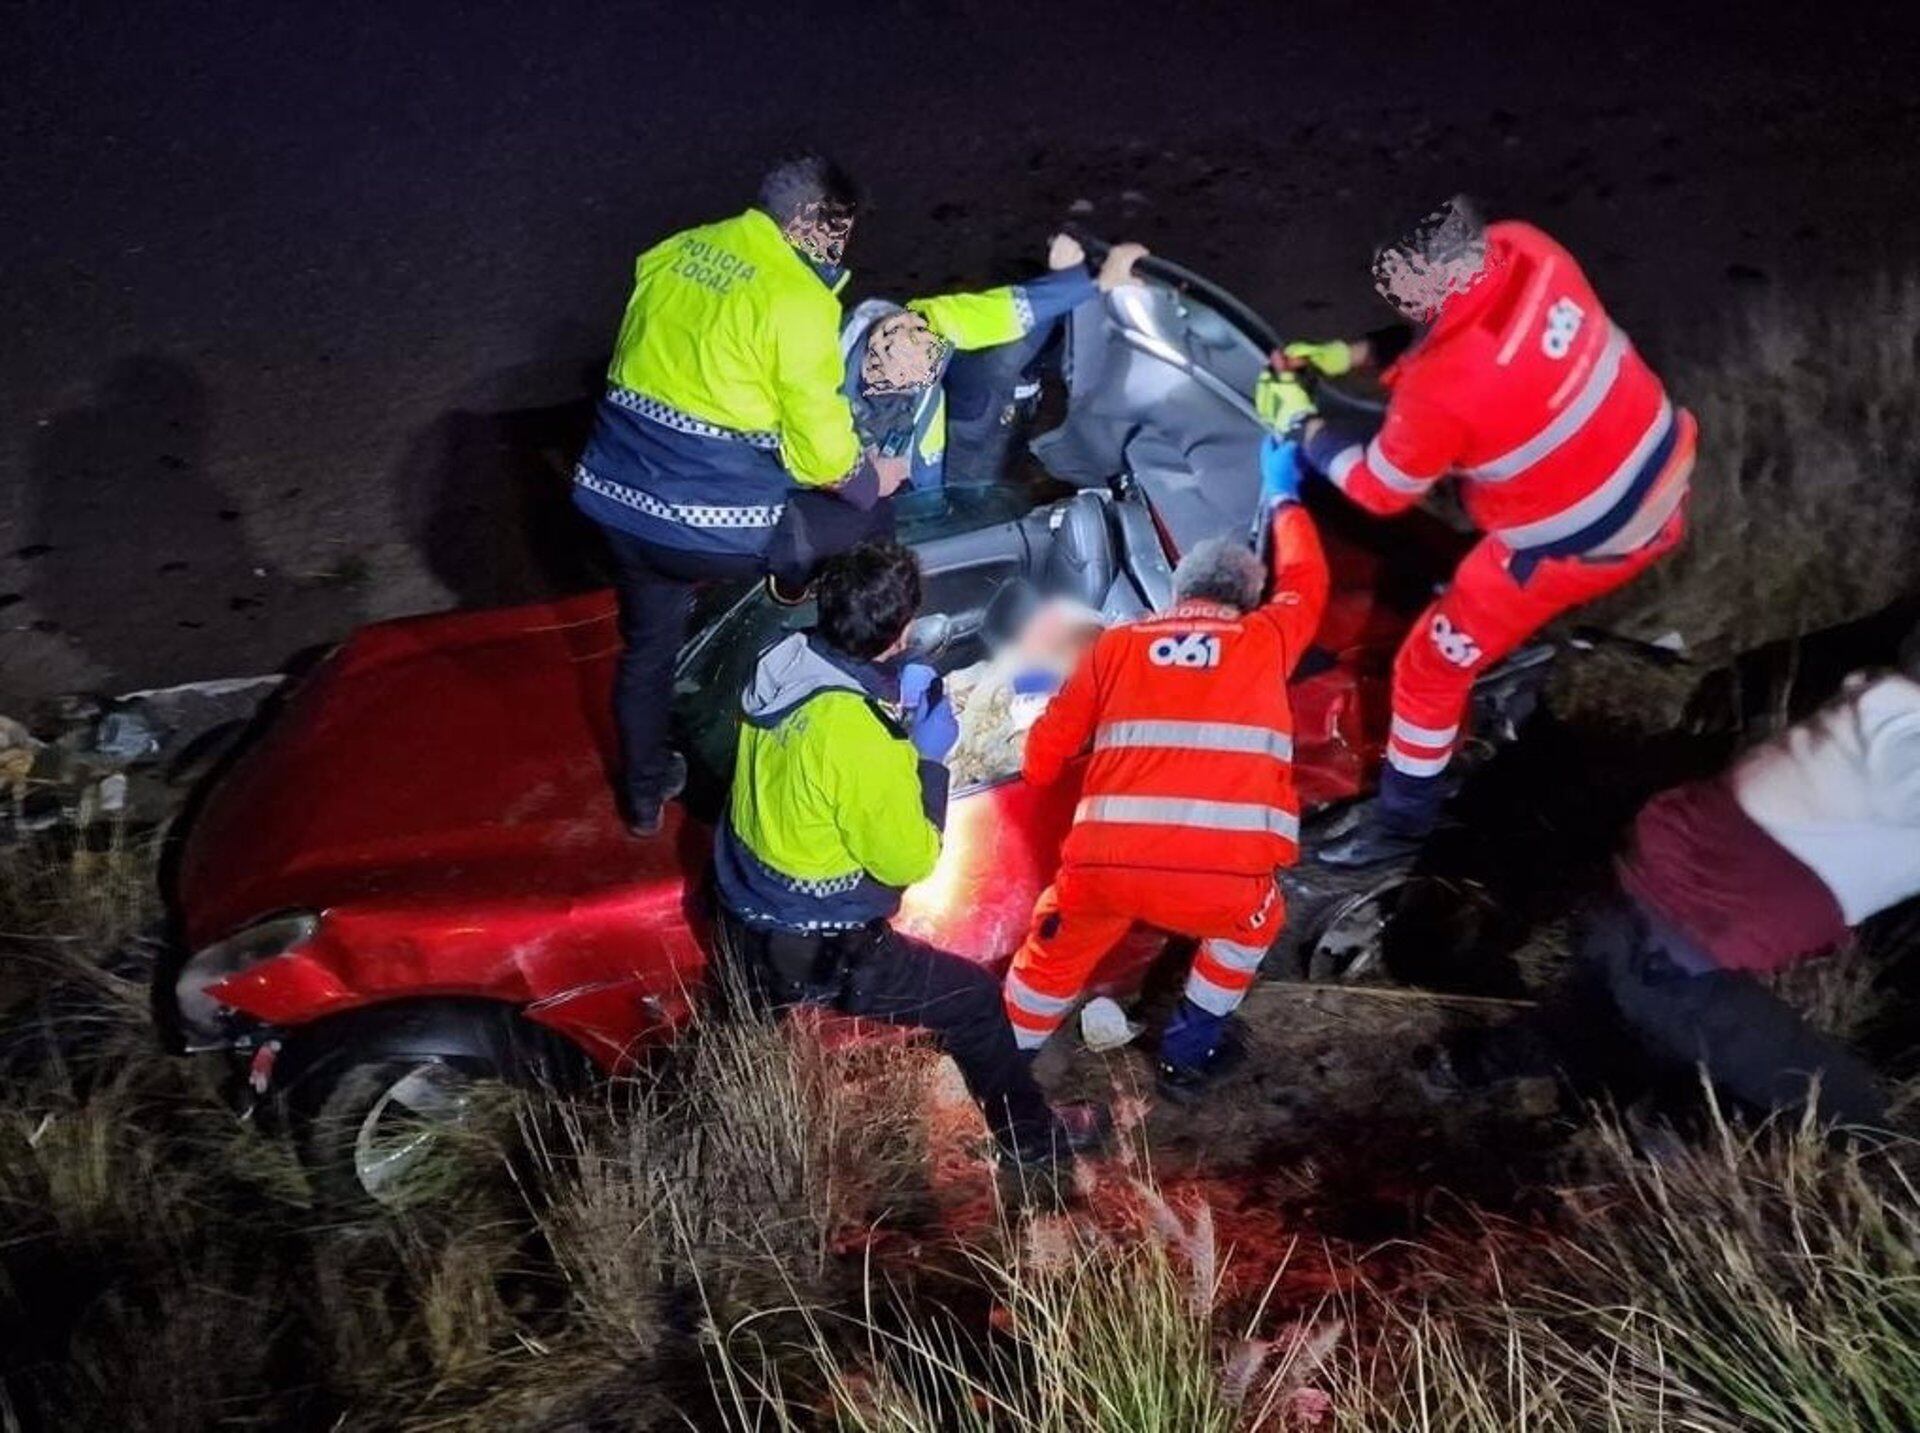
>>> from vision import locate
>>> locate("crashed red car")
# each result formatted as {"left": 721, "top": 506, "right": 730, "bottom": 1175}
{"left": 159, "top": 256, "right": 1513, "bottom": 1200}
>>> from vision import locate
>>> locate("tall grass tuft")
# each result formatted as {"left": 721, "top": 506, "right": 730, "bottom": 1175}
{"left": 1554, "top": 274, "right": 1920, "bottom": 730}
{"left": 1322, "top": 1102, "right": 1920, "bottom": 1432}
{"left": 530, "top": 991, "right": 936, "bottom": 1338}
{"left": 702, "top": 1181, "right": 1342, "bottom": 1431}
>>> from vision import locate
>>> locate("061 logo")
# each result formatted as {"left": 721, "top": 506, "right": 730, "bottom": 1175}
{"left": 1148, "top": 632, "right": 1222, "bottom": 668}
{"left": 1541, "top": 296, "right": 1585, "bottom": 359}
{"left": 1428, "top": 614, "right": 1482, "bottom": 669}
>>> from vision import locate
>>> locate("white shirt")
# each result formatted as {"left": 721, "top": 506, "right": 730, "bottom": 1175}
{"left": 1730, "top": 671, "right": 1920, "bottom": 924}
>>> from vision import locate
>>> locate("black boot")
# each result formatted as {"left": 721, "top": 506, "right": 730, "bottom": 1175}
{"left": 1316, "top": 766, "right": 1447, "bottom": 868}
{"left": 1003, "top": 1100, "right": 1112, "bottom": 1169}
{"left": 1155, "top": 1026, "right": 1249, "bottom": 1105}
{"left": 626, "top": 750, "right": 688, "bottom": 838}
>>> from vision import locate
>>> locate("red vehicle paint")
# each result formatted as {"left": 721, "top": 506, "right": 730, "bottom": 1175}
{"left": 171, "top": 498, "right": 1430, "bottom": 1076}
{"left": 162, "top": 259, "right": 1497, "bottom": 1194}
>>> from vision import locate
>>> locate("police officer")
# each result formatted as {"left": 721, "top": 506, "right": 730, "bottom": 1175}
{"left": 839, "top": 233, "right": 1148, "bottom": 489}
{"left": 1276, "top": 197, "right": 1697, "bottom": 866}
{"left": 573, "top": 156, "right": 908, "bottom": 836}
{"left": 712, "top": 540, "right": 1106, "bottom": 1168}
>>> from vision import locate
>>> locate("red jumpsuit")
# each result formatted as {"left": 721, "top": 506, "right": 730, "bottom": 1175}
{"left": 1316, "top": 221, "right": 1696, "bottom": 782}
{"left": 1002, "top": 504, "right": 1329, "bottom": 1051}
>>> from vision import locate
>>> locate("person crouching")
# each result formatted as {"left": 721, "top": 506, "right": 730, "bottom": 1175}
{"left": 712, "top": 541, "right": 1106, "bottom": 1167}
{"left": 1003, "top": 455, "right": 1330, "bottom": 1099}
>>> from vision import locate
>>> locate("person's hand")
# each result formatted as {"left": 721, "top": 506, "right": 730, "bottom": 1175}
{"left": 1276, "top": 339, "right": 1357, "bottom": 377}
{"left": 873, "top": 451, "right": 910, "bottom": 497}
{"left": 899, "top": 661, "right": 938, "bottom": 714}
{"left": 1258, "top": 433, "right": 1303, "bottom": 507}
{"left": 1096, "top": 241, "right": 1149, "bottom": 292}
{"left": 1253, "top": 370, "right": 1316, "bottom": 433}
{"left": 910, "top": 696, "right": 959, "bottom": 762}
{"left": 1048, "top": 232, "right": 1087, "bottom": 270}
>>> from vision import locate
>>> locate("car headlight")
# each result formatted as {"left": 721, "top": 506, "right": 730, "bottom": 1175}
{"left": 175, "top": 912, "right": 319, "bottom": 1048}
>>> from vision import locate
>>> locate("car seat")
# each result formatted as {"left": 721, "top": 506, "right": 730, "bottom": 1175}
{"left": 1037, "top": 491, "right": 1117, "bottom": 609}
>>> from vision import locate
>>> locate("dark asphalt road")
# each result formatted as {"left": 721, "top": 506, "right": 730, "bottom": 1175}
{"left": 3, "top": 1, "right": 1918, "bottom": 702}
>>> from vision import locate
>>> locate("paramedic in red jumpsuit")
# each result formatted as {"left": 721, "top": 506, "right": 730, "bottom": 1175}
{"left": 1003, "top": 479, "right": 1329, "bottom": 1098}
{"left": 1288, "top": 199, "right": 1698, "bottom": 866}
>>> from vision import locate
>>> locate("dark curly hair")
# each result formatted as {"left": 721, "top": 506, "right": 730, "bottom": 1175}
{"left": 756, "top": 154, "right": 861, "bottom": 227}
{"left": 815, "top": 541, "right": 922, "bottom": 661}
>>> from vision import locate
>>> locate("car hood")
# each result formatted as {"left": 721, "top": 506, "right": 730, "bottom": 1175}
{"left": 176, "top": 590, "right": 700, "bottom": 948}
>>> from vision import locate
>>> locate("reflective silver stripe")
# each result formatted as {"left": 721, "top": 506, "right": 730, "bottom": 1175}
{"left": 1365, "top": 437, "right": 1434, "bottom": 495}
{"left": 1327, "top": 444, "right": 1364, "bottom": 490}
{"left": 1200, "top": 937, "right": 1269, "bottom": 973}
{"left": 1074, "top": 795, "right": 1300, "bottom": 842}
{"left": 1005, "top": 969, "right": 1076, "bottom": 1018}
{"left": 1390, "top": 716, "right": 1459, "bottom": 749}
{"left": 607, "top": 386, "right": 781, "bottom": 449}
{"left": 1586, "top": 448, "right": 1693, "bottom": 557}
{"left": 1465, "top": 324, "right": 1629, "bottom": 483}
{"left": 1094, "top": 720, "right": 1294, "bottom": 762}
{"left": 780, "top": 869, "right": 866, "bottom": 898}
{"left": 573, "top": 465, "right": 784, "bottom": 530}
{"left": 1183, "top": 968, "right": 1250, "bottom": 1017}
{"left": 1011, "top": 285, "right": 1036, "bottom": 333}
{"left": 1493, "top": 401, "right": 1674, "bottom": 549}
{"left": 1387, "top": 747, "right": 1453, "bottom": 778}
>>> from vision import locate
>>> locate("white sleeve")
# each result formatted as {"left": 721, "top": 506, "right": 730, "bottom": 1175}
{"left": 1865, "top": 704, "right": 1920, "bottom": 826}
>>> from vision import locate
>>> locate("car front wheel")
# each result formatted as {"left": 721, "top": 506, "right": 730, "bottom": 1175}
{"left": 300, "top": 1055, "right": 498, "bottom": 1209}
{"left": 1271, "top": 867, "right": 1500, "bottom": 985}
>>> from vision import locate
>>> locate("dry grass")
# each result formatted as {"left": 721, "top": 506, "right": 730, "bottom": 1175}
{"left": 702, "top": 1180, "right": 1343, "bottom": 1432}
{"left": 697, "top": 1100, "right": 1920, "bottom": 1432}
{"left": 0, "top": 836, "right": 942, "bottom": 1430}
{"left": 1324, "top": 1101, "right": 1920, "bottom": 1432}
{"left": 1553, "top": 274, "right": 1920, "bottom": 731}
{"left": 3, "top": 826, "right": 1919, "bottom": 1430}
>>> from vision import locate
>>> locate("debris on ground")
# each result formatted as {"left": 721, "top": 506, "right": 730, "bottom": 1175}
{"left": 1, "top": 674, "right": 282, "bottom": 841}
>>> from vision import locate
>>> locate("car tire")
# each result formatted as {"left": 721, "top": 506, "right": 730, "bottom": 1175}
{"left": 298, "top": 1054, "right": 500, "bottom": 1210}
{"left": 281, "top": 1001, "right": 587, "bottom": 1210}
{"left": 1270, "top": 868, "right": 1498, "bottom": 985}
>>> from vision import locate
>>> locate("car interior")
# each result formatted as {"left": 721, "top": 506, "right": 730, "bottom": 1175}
{"left": 903, "top": 484, "right": 1174, "bottom": 674}
{"left": 675, "top": 262, "right": 1386, "bottom": 797}
{"left": 674, "top": 479, "right": 1179, "bottom": 792}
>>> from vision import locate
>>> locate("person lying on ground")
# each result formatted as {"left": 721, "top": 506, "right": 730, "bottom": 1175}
{"left": 841, "top": 233, "right": 1148, "bottom": 489}
{"left": 711, "top": 540, "right": 1108, "bottom": 1168}
{"left": 1438, "top": 628, "right": 1920, "bottom": 1129}
{"left": 1002, "top": 441, "right": 1329, "bottom": 1100}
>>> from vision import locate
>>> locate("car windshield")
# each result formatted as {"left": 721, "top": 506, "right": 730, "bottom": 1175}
{"left": 673, "top": 481, "right": 1048, "bottom": 793}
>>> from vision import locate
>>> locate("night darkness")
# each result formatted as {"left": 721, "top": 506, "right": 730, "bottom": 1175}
{"left": 6, "top": 5, "right": 1920, "bottom": 1428}
{"left": 3, "top": 0, "right": 1918, "bottom": 701}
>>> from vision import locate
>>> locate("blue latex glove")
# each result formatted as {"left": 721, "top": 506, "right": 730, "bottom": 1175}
{"left": 1258, "top": 433, "right": 1304, "bottom": 508}
{"left": 898, "top": 661, "right": 938, "bottom": 716}
{"left": 910, "top": 696, "right": 959, "bottom": 762}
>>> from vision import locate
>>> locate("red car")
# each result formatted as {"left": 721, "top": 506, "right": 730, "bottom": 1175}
{"left": 159, "top": 257, "right": 1514, "bottom": 1201}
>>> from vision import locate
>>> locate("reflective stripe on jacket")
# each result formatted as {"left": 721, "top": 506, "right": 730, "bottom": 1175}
{"left": 574, "top": 208, "right": 868, "bottom": 555}
{"left": 1315, "top": 222, "right": 1695, "bottom": 558}
{"left": 1022, "top": 503, "right": 1329, "bottom": 877}
{"left": 841, "top": 267, "right": 1097, "bottom": 489}
{"left": 714, "top": 633, "right": 948, "bottom": 932}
